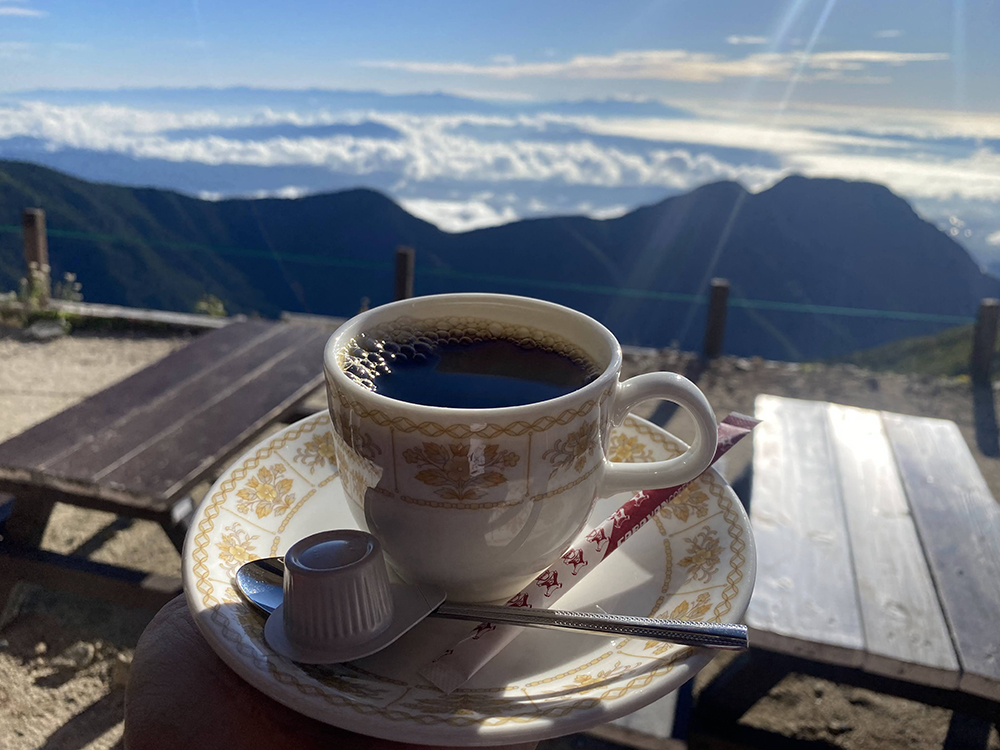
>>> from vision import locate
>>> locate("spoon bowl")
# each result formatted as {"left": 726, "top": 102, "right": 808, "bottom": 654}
{"left": 235, "top": 556, "right": 284, "bottom": 614}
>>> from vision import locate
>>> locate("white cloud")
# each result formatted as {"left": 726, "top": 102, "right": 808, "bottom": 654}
{"left": 361, "top": 48, "right": 948, "bottom": 84}
{"left": 0, "top": 5, "right": 46, "bottom": 16}
{"left": 400, "top": 198, "right": 518, "bottom": 232}
{"left": 448, "top": 88, "right": 537, "bottom": 102}
{"left": 202, "top": 185, "right": 313, "bottom": 201}
{"left": 788, "top": 148, "right": 1000, "bottom": 202}
{"left": 491, "top": 54, "right": 516, "bottom": 65}
{"left": 806, "top": 50, "right": 946, "bottom": 70}
{"left": 251, "top": 185, "right": 309, "bottom": 199}
{"left": 682, "top": 99, "right": 1000, "bottom": 142}
{"left": 589, "top": 205, "right": 630, "bottom": 220}
{"left": 0, "top": 102, "right": 400, "bottom": 143}
{"left": 875, "top": 29, "right": 903, "bottom": 38}
{"left": 0, "top": 103, "right": 784, "bottom": 191}
{"left": 727, "top": 36, "right": 768, "bottom": 45}
{"left": 3, "top": 97, "right": 1000, "bottom": 237}
{"left": 571, "top": 114, "right": 911, "bottom": 154}
{"left": 0, "top": 101, "right": 238, "bottom": 141}
{"left": 988, "top": 230, "right": 1000, "bottom": 247}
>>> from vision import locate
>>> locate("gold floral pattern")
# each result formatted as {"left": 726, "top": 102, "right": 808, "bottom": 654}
{"left": 679, "top": 527, "right": 722, "bottom": 583}
{"left": 330, "top": 412, "right": 383, "bottom": 464}
{"left": 403, "top": 442, "right": 519, "bottom": 501}
{"left": 216, "top": 523, "right": 259, "bottom": 574}
{"left": 333, "top": 386, "right": 613, "bottom": 439}
{"left": 235, "top": 463, "right": 296, "bottom": 518}
{"left": 542, "top": 420, "right": 597, "bottom": 477}
{"left": 667, "top": 591, "right": 713, "bottom": 621}
{"left": 642, "top": 593, "right": 713, "bottom": 655}
{"left": 235, "top": 608, "right": 265, "bottom": 640}
{"left": 339, "top": 466, "right": 371, "bottom": 508}
{"left": 402, "top": 691, "right": 523, "bottom": 716}
{"left": 571, "top": 660, "right": 632, "bottom": 690}
{"left": 294, "top": 431, "right": 338, "bottom": 473}
{"left": 608, "top": 433, "right": 654, "bottom": 463}
{"left": 219, "top": 585, "right": 244, "bottom": 605}
{"left": 660, "top": 489, "right": 710, "bottom": 523}
{"left": 354, "top": 431, "right": 382, "bottom": 462}
{"left": 302, "top": 665, "right": 391, "bottom": 700}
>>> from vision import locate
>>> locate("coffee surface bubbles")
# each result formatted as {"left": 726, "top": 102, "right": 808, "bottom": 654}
{"left": 342, "top": 326, "right": 600, "bottom": 409}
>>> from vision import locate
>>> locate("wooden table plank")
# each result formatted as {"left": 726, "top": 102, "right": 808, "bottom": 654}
{"left": 100, "top": 327, "right": 330, "bottom": 501}
{"left": 0, "top": 320, "right": 273, "bottom": 470}
{"left": 827, "top": 404, "right": 960, "bottom": 688}
{"left": 882, "top": 413, "right": 1000, "bottom": 701}
{"left": 45, "top": 324, "right": 313, "bottom": 483}
{"left": 746, "top": 395, "right": 865, "bottom": 666}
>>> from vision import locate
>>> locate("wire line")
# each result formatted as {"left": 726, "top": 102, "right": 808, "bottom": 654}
{"left": 0, "top": 224, "right": 976, "bottom": 325}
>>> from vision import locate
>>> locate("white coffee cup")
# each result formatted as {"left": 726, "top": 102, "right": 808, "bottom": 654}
{"left": 324, "top": 293, "right": 717, "bottom": 602}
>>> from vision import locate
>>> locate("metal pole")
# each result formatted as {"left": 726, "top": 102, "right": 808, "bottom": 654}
{"left": 703, "top": 278, "right": 730, "bottom": 359}
{"left": 394, "top": 246, "right": 415, "bottom": 301}
{"left": 22, "top": 208, "right": 50, "bottom": 305}
{"left": 971, "top": 298, "right": 999, "bottom": 384}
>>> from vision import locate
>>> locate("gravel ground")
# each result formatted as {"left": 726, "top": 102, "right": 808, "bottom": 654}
{"left": 0, "top": 329, "right": 192, "bottom": 750}
{"left": 0, "top": 329, "right": 192, "bottom": 443}
{"left": 1, "top": 329, "right": 998, "bottom": 749}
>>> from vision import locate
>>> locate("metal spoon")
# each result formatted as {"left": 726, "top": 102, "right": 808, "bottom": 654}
{"left": 236, "top": 557, "right": 748, "bottom": 651}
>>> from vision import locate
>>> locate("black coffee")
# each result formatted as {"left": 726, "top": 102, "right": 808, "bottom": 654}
{"left": 344, "top": 330, "right": 600, "bottom": 409}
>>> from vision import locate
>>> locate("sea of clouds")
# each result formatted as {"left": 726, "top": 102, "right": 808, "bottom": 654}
{"left": 0, "top": 90, "right": 997, "bottom": 264}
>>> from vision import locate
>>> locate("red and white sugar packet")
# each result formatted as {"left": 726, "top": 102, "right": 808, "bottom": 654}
{"left": 420, "top": 413, "right": 758, "bottom": 693}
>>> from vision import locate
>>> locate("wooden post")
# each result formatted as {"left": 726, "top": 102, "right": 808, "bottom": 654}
{"left": 22, "top": 208, "right": 50, "bottom": 305}
{"left": 971, "top": 298, "right": 999, "bottom": 384}
{"left": 394, "top": 246, "right": 415, "bottom": 301}
{"left": 703, "top": 278, "right": 730, "bottom": 359}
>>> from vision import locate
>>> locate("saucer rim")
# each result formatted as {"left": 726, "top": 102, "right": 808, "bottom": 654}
{"left": 183, "top": 411, "right": 756, "bottom": 746}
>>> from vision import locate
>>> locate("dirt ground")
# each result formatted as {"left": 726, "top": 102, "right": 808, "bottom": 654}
{"left": 1, "top": 329, "right": 998, "bottom": 749}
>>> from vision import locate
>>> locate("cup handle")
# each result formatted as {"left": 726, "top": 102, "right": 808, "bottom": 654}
{"left": 598, "top": 372, "right": 718, "bottom": 496}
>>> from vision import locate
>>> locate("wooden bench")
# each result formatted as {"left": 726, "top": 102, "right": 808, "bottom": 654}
{"left": 691, "top": 394, "right": 1000, "bottom": 748}
{"left": 0, "top": 318, "right": 336, "bottom": 616}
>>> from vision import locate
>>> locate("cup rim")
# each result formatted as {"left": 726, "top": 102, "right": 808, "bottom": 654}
{"left": 324, "top": 293, "right": 622, "bottom": 416}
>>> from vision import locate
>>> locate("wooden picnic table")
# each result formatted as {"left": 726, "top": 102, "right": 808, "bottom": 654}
{"left": 0, "top": 318, "right": 336, "bottom": 616}
{"left": 692, "top": 394, "right": 1000, "bottom": 748}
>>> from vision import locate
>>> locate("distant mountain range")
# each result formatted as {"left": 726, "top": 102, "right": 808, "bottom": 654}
{"left": 5, "top": 87, "right": 693, "bottom": 118}
{"left": 0, "top": 160, "right": 995, "bottom": 361}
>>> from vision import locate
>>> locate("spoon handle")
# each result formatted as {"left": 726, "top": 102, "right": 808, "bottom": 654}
{"left": 433, "top": 602, "right": 748, "bottom": 650}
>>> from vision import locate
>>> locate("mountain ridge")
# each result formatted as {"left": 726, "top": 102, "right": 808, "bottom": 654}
{"left": 0, "top": 159, "right": 993, "bottom": 360}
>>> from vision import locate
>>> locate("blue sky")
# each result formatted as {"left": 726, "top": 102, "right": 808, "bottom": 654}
{"left": 2, "top": 0, "right": 997, "bottom": 109}
{"left": 0, "top": 0, "right": 998, "bottom": 263}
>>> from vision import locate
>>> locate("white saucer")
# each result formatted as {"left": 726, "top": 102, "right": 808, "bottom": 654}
{"left": 183, "top": 412, "right": 756, "bottom": 746}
